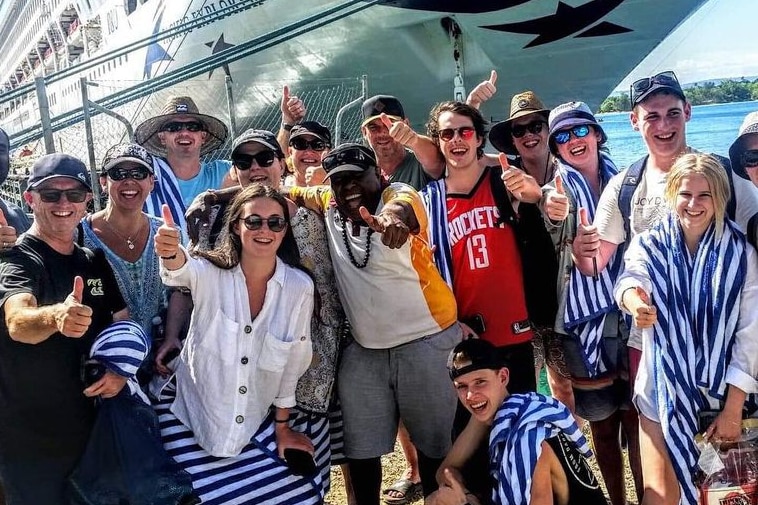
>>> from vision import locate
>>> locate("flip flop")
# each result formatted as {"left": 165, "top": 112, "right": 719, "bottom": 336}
{"left": 381, "top": 478, "right": 422, "bottom": 505}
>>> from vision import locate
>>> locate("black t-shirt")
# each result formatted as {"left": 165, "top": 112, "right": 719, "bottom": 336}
{"left": 0, "top": 234, "right": 126, "bottom": 459}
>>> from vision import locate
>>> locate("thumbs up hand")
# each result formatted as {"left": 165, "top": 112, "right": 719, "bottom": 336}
{"left": 466, "top": 70, "right": 497, "bottom": 109}
{"left": 155, "top": 204, "right": 181, "bottom": 261}
{"left": 0, "top": 208, "right": 17, "bottom": 251}
{"left": 381, "top": 113, "right": 418, "bottom": 147}
{"left": 572, "top": 207, "right": 600, "bottom": 259}
{"left": 56, "top": 276, "right": 93, "bottom": 338}
{"left": 545, "top": 175, "right": 570, "bottom": 222}
{"left": 280, "top": 85, "right": 306, "bottom": 125}
{"left": 622, "top": 286, "right": 657, "bottom": 329}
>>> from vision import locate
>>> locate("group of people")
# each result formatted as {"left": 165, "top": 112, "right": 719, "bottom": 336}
{"left": 0, "top": 68, "right": 756, "bottom": 505}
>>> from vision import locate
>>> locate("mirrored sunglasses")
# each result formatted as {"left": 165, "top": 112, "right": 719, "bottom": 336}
{"left": 36, "top": 188, "right": 88, "bottom": 203}
{"left": 511, "top": 121, "right": 545, "bottom": 139}
{"left": 290, "top": 138, "right": 327, "bottom": 152}
{"left": 232, "top": 151, "right": 276, "bottom": 170}
{"left": 160, "top": 121, "right": 206, "bottom": 133}
{"left": 553, "top": 125, "right": 591, "bottom": 145}
{"left": 438, "top": 126, "right": 476, "bottom": 142}
{"left": 742, "top": 149, "right": 758, "bottom": 168}
{"left": 107, "top": 167, "right": 151, "bottom": 181}
{"left": 630, "top": 71, "right": 680, "bottom": 107}
{"left": 239, "top": 214, "right": 287, "bottom": 232}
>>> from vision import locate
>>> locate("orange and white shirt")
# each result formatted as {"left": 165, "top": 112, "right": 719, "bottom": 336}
{"left": 290, "top": 183, "right": 458, "bottom": 348}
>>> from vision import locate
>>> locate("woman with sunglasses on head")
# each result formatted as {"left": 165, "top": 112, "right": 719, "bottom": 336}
{"left": 79, "top": 143, "right": 164, "bottom": 342}
{"left": 541, "top": 102, "right": 642, "bottom": 505}
{"left": 154, "top": 184, "right": 321, "bottom": 504}
{"left": 614, "top": 153, "right": 758, "bottom": 505}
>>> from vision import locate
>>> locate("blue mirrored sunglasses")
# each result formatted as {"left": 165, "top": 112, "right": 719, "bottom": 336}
{"left": 553, "top": 125, "right": 591, "bottom": 145}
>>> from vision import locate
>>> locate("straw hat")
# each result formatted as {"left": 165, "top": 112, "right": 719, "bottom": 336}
{"left": 488, "top": 91, "right": 550, "bottom": 155}
{"left": 134, "top": 96, "right": 228, "bottom": 157}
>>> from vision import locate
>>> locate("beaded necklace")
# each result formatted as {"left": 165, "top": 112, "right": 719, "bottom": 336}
{"left": 340, "top": 215, "right": 374, "bottom": 268}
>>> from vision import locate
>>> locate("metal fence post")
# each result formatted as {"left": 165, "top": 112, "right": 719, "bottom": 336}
{"left": 334, "top": 75, "right": 368, "bottom": 145}
{"left": 225, "top": 75, "right": 237, "bottom": 139}
{"left": 34, "top": 77, "right": 55, "bottom": 154}
{"left": 80, "top": 77, "right": 102, "bottom": 211}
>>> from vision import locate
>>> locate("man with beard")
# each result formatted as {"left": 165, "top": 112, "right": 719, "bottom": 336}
{"left": 287, "top": 143, "right": 460, "bottom": 505}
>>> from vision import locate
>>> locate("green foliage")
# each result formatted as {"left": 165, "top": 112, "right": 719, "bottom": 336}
{"left": 600, "top": 79, "right": 758, "bottom": 112}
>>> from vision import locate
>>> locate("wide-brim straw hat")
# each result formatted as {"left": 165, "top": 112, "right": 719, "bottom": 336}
{"left": 488, "top": 91, "right": 550, "bottom": 155}
{"left": 134, "top": 96, "right": 228, "bottom": 157}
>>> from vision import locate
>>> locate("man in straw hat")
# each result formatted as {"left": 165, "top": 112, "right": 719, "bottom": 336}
{"left": 135, "top": 95, "right": 231, "bottom": 230}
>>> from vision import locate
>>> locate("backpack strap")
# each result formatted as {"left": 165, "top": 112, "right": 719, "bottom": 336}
{"left": 489, "top": 165, "right": 518, "bottom": 227}
{"left": 618, "top": 156, "right": 647, "bottom": 245}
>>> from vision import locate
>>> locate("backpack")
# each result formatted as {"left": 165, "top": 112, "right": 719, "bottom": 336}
{"left": 489, "top": 167, "right": 558, "bottom": 328}
{"left": 617, "top": 154, "right": 737, "bottom": 245}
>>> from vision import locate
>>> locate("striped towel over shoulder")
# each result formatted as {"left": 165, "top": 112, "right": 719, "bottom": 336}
{"left": 639, "top": 215, "right": 747, "bottom": 505}
{"left": 89, "top": 320, "right": 150, "bottom": 403}
{"left": 489, "top": 392, "right": 589, "bottom": 505}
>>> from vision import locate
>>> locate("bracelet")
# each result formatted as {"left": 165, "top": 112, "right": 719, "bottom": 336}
{"left": 282, "top": 123, "right": 294, "bottom": 132}
{"left": 274, "top": 418, "right": 289, "bottom": 424}
{"left": 161, "top": 254, "right": 177, "bottom": 260}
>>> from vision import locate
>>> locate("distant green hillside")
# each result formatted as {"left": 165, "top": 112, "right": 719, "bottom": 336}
{"left": 599, "top": 78, "right": 758, "bottom": 113}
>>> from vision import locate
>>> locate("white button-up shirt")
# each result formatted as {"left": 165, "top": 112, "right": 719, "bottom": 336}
{"left": 161, "top": 252, "right": 314, "bottom": 457}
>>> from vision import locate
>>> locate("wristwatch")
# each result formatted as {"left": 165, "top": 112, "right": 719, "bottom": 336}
{"left": 282, "top": 122, "right": 294, "bottom": 132}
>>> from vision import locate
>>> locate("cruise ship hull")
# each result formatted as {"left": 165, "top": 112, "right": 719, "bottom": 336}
{"left": 0, "top": 0, "right": 708, "bottom": 148}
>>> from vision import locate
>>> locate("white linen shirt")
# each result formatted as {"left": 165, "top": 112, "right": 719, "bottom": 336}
{"left": 161, "top": 251, "right": 314, "bottom": 457}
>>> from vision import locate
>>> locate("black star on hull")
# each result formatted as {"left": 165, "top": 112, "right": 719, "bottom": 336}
{"left": 206, "top": 34, "right": 236, "bottom": 80}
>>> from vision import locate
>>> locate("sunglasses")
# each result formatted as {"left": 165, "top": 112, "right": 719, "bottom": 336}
{"left": 290, "top": 138, "right": 328, "bottom": 152}
{"left": 511, "top": 121, "right": 545, "bottom": 138}
{"left": 107, "top": 167, "right": 151, "bottom": 181}
{"left": 35, "top": 188, "right": 88, "bottom": 203}
{"left": 232, "top": 151, "right": 276, "bottom": 170}
{"left": 438, "top": 126, "right": 476, "bottom": 142}
{"left": 630, "top": 71, "right": 680, "bottom": 107}
{"left": 742, "top": 149, "right": 758, "bottom": 168}
{"left": 160, "top": 121, "right": 206, "bottom": 133}
{"left": 322, "top": 148, "right": 374, "bottom": 173}
{"left": 553, "top": 125, "right": 591, "bottom": 145}
{"left": 239, "top": 214, "right": 287, "bottom": 232}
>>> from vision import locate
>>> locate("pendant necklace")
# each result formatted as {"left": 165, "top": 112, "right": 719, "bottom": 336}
{"left": 104, "top": 215, "right": 144, "bottom": 251}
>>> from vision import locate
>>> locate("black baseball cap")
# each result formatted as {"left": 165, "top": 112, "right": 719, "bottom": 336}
{"left": 447, "top": 338, "right": 507, "bottom": 380}
{"left": 290, "top": 121, "right": 332, "bottom": 146}
{"left": 231, "top": 129, "right": 284, "bottom": 158}
{"left": 322, "top": 143, "right": 377, "bottom": 180}
{"left": 361, "top": 95, "right": 405, "bottom": 127}
{"left": 28, "top": 153, "right": 92, "bottom": 191}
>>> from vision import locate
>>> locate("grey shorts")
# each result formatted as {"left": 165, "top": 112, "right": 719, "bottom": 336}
{"left": 562, "top": 312, "right": 632, "bottom": 422}
{"left": 337, "top": 323, "right": 460, "bottom": 459}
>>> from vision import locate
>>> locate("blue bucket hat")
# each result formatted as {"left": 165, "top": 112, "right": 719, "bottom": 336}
{"left": 548, "top": 101, "right": 606, "bottom": 155}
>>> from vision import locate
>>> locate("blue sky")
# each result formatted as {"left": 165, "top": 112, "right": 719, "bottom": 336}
{"left": 617, "top": 0, "right": 756, "bottom": 88}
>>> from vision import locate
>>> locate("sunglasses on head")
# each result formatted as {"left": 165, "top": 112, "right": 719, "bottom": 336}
{"left": 35, "top": 188, "right": 88, "bottom": 203}
{"left": 553, "top": 125, "right": 591, "bottom": 145}
{"left": 630, "top": 71, "right": 680, "bottom": 107}
{"left": 742, "top": 149, "right": 758, "bottom": 168}
{"left": 160, "top": 121, "right": 206, "bottom": 133}
{"left": 232, "top": 151, "right": 276, "bottom": 170}
{"left": 290, "top": 138, "right": 327, "bottom": 152}
{"left": 107, "top": 167, "right": 151, "bottom": 181}
{"left": 511, "top": 120, "right": 545, "bottom": 138}
{"left": 322, "top": 148, "right": 374, "bottom": 173}
{"left": 239, "top": 214, "right": 287, "bottom": 232}
{"left": 438, "top": 126, "right": 476, "bottom": 142}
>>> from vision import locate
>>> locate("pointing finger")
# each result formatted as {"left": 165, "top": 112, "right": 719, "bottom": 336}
{"left": 161, "top": 204, "right": 175, "bottom": 227}
{"left": 489, "top": 69, "right": 497, "bottom": 86}
{"left": 555, "top": 175, "right": 565, "bottom": 195}
{"left": 71, "top": 276, "right": 84, "bottom": 304}
{"left": 358, "top": 206, "right": 384, "bottom": 233}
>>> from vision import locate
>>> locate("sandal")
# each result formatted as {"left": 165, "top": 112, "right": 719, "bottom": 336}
{"left": 381, "top": 478, "right": 422, "bottom": 505}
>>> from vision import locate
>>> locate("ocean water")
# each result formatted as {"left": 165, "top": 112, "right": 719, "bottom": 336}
{"left": 597, "top": 100, "right": 758, "bottom": 168}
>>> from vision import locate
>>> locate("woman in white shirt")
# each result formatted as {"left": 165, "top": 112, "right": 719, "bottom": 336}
{"left": 154, "top": 184, "right": 319, "bottom": 504}
{"left": 615, "top": 153, "right": 758, "bottom": 505}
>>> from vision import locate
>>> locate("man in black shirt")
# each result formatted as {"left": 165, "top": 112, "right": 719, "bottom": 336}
{"left": 0, "top": 153, "right": 129, "bottom": 505}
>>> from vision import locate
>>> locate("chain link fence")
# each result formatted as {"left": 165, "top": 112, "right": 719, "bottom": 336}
{"left": 1, "top": 73, "right": 367, "bottom": 211}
